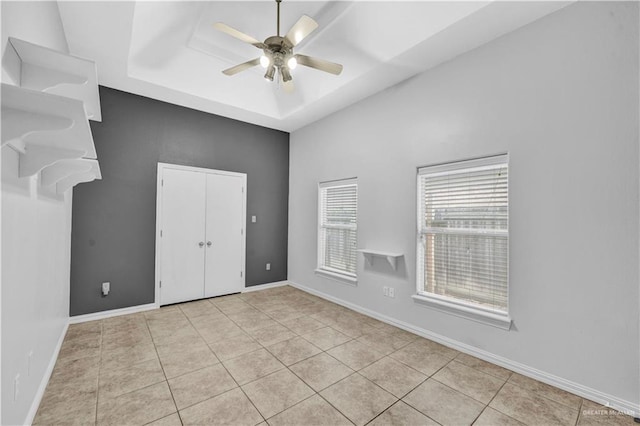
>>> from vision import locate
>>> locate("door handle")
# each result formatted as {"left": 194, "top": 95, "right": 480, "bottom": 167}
{"left": 207, "top": 241, "right": 212, "bottom": 247}
{"left": 199, "top": 242, "right": 205, "bottom": 247}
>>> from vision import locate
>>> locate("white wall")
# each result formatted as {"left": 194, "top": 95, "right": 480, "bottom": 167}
{"left": 1, "top": 2, "right": 72, "bottom": 424}
{"left": 289, "top": 1, "right": 639, "bottom": 412}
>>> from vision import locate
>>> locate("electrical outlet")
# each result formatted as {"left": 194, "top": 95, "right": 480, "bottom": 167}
{"left": 383, "top": 286, "right": 389, "bottom": 296}
{"left": 389, "top": 287, "right": 395, "bottom": 298}
{"left": 102, "top": 282, "right": 110, "bottom": 296}
{"left": 251, "top": 215, "right": 257, "bottom": 223}
{"left": 266, "top": 263, "right": 271, "bottom": 271}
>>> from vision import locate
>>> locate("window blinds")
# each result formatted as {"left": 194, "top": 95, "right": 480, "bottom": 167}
{"left": 319, "top": 180, "right": 358, "bottom": 276}
{"left": 417, "top": 155, "right": 508, "bottom": 313}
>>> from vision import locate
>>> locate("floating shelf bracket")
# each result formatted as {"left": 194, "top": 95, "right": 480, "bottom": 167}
{"left": 41, "top": 158, "right": 94, "bottom": 187}
{"left": 55, "top": 160, "right": 101, "bottom": 194}
{"left": 4, "top": 37, "right": 101, "bottom": 121}
{"left": 357, "top": 249, "right": 404, "bottom": 271}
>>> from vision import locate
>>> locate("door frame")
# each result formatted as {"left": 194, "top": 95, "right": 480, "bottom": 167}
{"left": 154, "top": 162, "right": 247, "bottom": 307}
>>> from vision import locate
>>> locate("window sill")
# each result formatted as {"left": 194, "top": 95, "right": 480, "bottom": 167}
{"left": 314, "top": 269, "right": 357, "bottom": 286}
{"left": 411, "top": 294, "right": 512, "bottom": 330}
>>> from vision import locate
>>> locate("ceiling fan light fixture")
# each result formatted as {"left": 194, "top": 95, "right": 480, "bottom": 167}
{"left": 260, "top": 55, "right": 271, "bottom": 68}
{"left": 287, "top": 56, "right": 297, "bottom": 70}
{"left": 264, "top": 64, "right": 276, "bottom": 81}
{"left": 281, "top": 66, "right": 292, "bottom": 83}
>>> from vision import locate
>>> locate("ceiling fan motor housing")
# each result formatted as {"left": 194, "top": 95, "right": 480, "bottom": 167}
{"left": 264, "top": 36, "right": 292, "bottom": 66}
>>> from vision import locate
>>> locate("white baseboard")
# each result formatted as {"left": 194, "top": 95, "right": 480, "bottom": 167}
{"left": 288, "top": 280, "right": 640, "bottom": 417}
{"left": 24, "top": 321, "right": 69, "bottom": 425}
{"left": 242, "top": 281, "right": 288, "bottom": 293}
{"left": 69, "top": 303, "right": 158, "bottom": 324}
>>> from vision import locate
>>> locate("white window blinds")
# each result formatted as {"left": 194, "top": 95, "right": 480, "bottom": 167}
{"left": 417, "top": 155, "right": 508, "bottom": 314}
{"left": 318, "top": 179, "right": 358, "bottom": 277}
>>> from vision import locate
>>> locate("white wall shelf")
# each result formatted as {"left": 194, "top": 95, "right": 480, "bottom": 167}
{"left": 41, "top": 158, "right": 101, "bottom": 194}
{"left": 1, "top": 84, "right": 97, "bottom": 178}
{"left": 4, "top": 37, "right": 102, "bottom": 121}
{"left": 55, "top": 159, "right": 101, "bottom": 194}
{"left": 357, "top": 249, "right": 404, "bottom": 270}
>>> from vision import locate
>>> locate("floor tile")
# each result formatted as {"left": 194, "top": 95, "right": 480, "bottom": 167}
{"left": 369, "top": 401, "right": 438, "bottom": 426}
{"left": 150, "top": 324, "right": 201, "bottom": 346}
{"left": 179, "top": 299, "right": 221, "bottom": 318}
{"left": 208, "top": 333, "right": 262, "bottom": 361}
{"left": 373, "top": 323, "right": 420, "bottom": 341}
{"left": 197, "top": 318, "right": 246, "bottom": 343}
{"left": 168, "top": 364, "right": 237, "bottom": 409}
{"left": 35, "top": 287, "right": 595, "bottom": 426}
{"left": 289, "top": 352, "right": 354, "bottom": 391}
{"left": 474, "top": 407, "right": 525, "bottom": 425}
{"left": 97, "top": 381, "right": 176, "bottom": 426}
{"left": 266, "top": 336, "right": 322, "bottom": 366}
{"left": 157, "top": 342, "right": 219, "bottom": 379}
{"left": 99, "top": 358, "right": 165, "bottom": 398}
{"left": 454, "top": 353, "right": 512, "bottom": 381}
{"left": 301, "top": 327, "right": 352, "bottom": 350}
{"left": 242, "top": 369, "right": 314, "bottom": 419}
{"left": 48, "top": 355, "right": 100, "bottom": 389}
{"left": 266, "top": 394, "right": 352, "bottom": 426}
{"left": 360, "top": 356, "right": 427, "bottom": 398}
{"left": 409, "top": 338, "right": 459, "bottom": 359}
{"left": 327, "top": 340, "right": 385, "bottom": 370}
{"left": 101, "top": 343, "right": 159, "bottom": 371}
{"left": 403, "top": 379, "right": 484, "bottom": 425}
{"left": 267, "top": 307, "right": 307, "bottom": 323}
{"left": 331, "top": 319, "right": 379, "bottom": 339}
{"left": 508, "top": 373, "right": 582, "bottom": 409}
{"left": 180, "top": 388, "right": 263, "bottom": 426}
{"left": 389, "top": 342, "right": 451, "bottom": 376}
{"left": 489, "top": 382, "right": 579, "bottom": 425}
{"left": 145, "top": 413, "right": 183, "bottom": 426}
{"left": 578, "top": 399, "right": 637, "bottom": 425}
{"left": 58, "top": 334, "right": 101, "bottom": 361}
{"left": 34, "top": 387, "right": 97, "bottom": 426}
{"left": 223, "top": 348, "right": 285, "bottom": 385}
{"left": 357, "top": 331, "right": 411, "bottom": 355}
{"left": 320, "top": 374, "right": 397, "bottom": 426}
{"left": 279, "top": 315, "right": 325, "bottom": 335}
{"left": 246, "top": 324, "right": 297, "bottom": 346}
{"left": 101, "top": 329, "right": 153, "bottom": 351}
{"left": 432, "top": 360, "right": 505, "bottom": 404}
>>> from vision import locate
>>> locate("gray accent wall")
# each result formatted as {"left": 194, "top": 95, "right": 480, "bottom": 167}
{"left": 70, "top": 87, "right": 289, "bottom": 316}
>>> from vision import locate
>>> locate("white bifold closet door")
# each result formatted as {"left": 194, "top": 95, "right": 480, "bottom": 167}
{"left": 205, "top": 173, "right": 245, "bottom": 298}
{"left": 159, "top": 165, "right": 246, "bottom": 306}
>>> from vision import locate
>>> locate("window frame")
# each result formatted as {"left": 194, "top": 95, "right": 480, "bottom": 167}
{"left": 315, "top": 178, "right": 358, "bottom": 285}
{"left": 414, "top": 155, "right": 511, "bottom": 330}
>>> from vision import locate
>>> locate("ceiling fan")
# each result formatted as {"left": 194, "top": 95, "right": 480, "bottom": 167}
{"left": 213, "top": 0, "right": 343, "bottom": 87}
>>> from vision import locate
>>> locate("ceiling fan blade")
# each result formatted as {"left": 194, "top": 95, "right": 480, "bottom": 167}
{"left": 213, "top": 23, "right": 266, "bottom": 49}
{"left": 284, "top": 15, "right": 318, "bottom": 47}
{"left": 222, "top": 58, "right": 261, "bottom": 76}
{"left": 295, "top": 54, "right": 343, "bottom": 75}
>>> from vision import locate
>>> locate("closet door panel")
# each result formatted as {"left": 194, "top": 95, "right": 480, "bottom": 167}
{"left": 204, "top": 173, "right": 245, "bottom": 297}
{"left": 160, "top": 168, "right": 206, "bottom": 305}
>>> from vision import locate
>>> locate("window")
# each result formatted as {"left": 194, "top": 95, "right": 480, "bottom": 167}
{"left": 415, "top": 155, "right": 510, "bottom": 328}
{"left": 316, "top": 178, "right": 358, "bottom": 283}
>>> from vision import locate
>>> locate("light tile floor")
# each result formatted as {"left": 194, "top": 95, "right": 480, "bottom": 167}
{"left": 34, "top": 285, "right": 635, "bottom": 426}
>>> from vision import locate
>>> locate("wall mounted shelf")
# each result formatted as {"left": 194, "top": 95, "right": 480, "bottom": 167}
{"left": 357, "top": 249, "right": 404, "bottom": 270}
{"left": 1, "top": 84, "right": 97, "bottom": 178}
{"left": 4, "top": 37, "right": 102, "bottom": 121}
{"left": 55, "top": 159, "right": 101, "bottom": 194}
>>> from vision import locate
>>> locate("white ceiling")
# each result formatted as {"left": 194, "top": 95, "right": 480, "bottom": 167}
{"left": 58, "top": 1, "right": 570, "bottom": 132}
